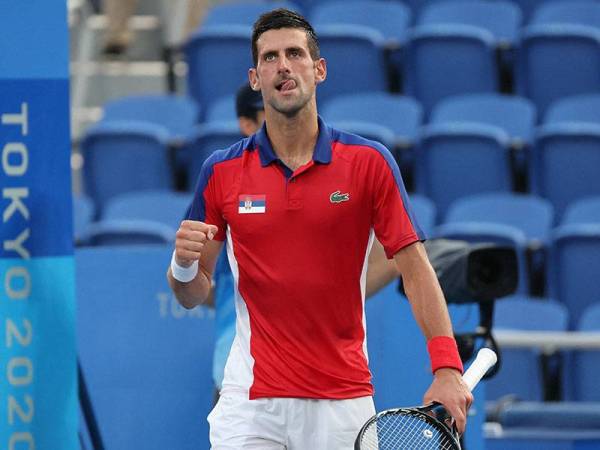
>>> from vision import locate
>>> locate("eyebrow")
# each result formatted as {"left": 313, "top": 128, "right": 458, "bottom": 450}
{"left": 261, "top": 46, "right": 306, "bottom": 58}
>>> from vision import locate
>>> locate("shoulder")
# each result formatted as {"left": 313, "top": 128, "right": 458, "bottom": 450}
{"left": 192, "top": 136, "right": 254, "bottom": 193}
{"left": 202, "top": 135, "right": 253, "bottom": 175}
{"left": 328, "top": 125, "right": 396, "bottom": 168}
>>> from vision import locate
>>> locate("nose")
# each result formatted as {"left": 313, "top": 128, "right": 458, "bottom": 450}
{"left": 277, "top": 55, "right": 291, "bottom": 73}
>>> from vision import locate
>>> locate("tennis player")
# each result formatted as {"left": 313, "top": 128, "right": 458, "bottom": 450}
{"left": 168, "top": 8, "right": 472, "bottom": 449}
{"left": 212, "top": 84, "right": 400, "bottom": 399}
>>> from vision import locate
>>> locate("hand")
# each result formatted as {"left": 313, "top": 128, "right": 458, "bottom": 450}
{"left": 423, "top": 368, "right": 473, "bottom": 435}
{"left": 174, "top": 220, "right": 218, "bottom": 267}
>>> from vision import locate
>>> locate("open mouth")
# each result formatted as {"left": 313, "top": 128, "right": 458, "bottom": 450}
{"left": 276, "top": 79, "right": 297, "bottom": 92}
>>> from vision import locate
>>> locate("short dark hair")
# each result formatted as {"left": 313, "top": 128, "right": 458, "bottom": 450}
{"left": 251, "top": 8, "right": 320, "bottom": 66}
{"left": 236, "top": 83, "right": 264, "bottom": 121}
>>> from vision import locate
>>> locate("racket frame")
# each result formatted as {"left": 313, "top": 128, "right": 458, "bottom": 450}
{"left": 354, "top": 403, "right": 461, "bottom": 450}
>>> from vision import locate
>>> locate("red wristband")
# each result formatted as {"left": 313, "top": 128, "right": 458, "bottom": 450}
{"left": 427, "top": 335, "right": 463, "bottom": 374}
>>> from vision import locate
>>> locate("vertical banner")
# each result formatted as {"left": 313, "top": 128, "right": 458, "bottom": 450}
{"left": 0, "top": 1, "right": 78, "bottom": 449}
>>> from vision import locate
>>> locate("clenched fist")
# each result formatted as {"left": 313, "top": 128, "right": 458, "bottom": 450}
{"left": 174, "top": 220, "right": 219, "bottom": 267}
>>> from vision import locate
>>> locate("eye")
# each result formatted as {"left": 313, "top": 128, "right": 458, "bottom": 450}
{"left": 264, "top": 54, "right": 276, "bottom": 62}
{"left": 290, "top": 49, "right": 300, "bottom": 58}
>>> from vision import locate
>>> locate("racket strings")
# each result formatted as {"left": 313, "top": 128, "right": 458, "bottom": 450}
{"left": 361, "top": 413, "right": 457, "bottom": 450}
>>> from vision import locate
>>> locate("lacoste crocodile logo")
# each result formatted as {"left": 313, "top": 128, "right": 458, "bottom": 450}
{"left": 330, "top": 190, "right": 350, "bottom": 203}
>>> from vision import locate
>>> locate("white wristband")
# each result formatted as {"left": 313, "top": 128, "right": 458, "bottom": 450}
{"left": 170, "top": 250, "right": 199, "bottom": 283}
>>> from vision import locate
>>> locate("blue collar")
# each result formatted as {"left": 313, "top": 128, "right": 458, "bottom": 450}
{"left": 254, "top": 116, "right": 332, "bottom": 167}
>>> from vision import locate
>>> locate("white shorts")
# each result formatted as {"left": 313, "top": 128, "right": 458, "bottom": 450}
{"left": 208, "top": 392, "right": 375, "bottom": 449}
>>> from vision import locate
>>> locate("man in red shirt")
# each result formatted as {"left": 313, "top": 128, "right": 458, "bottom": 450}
{"left": 168, "top": 8, "right": 472, "bottom": 449}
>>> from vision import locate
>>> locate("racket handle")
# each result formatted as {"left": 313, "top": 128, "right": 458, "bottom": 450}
{"left": 462, "top": 348, "right": 497, "bottom": 391}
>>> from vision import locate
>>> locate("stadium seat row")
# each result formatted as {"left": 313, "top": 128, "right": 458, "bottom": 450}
{"left": 83, "top": 92, "right": 600, "bottom": 224}
{"left": 185, "top": 0, "right": 600, "bottom": 115}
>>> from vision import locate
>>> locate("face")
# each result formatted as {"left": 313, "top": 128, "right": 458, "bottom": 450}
{"left": 249, "top": 28, "right": 326, "bottom": 118}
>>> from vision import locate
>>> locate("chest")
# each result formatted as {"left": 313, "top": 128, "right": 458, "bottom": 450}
{"left": 221, "top": 161, "right": 372, "bottom": 239}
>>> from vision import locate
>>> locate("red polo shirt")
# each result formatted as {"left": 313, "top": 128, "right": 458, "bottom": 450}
{"left": 189, "top": 116, "right": 424, "bottom": 400}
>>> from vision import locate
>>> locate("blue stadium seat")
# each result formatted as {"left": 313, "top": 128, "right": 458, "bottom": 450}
{"left": 517, "top": 24, "right": 600, "bottom": 114}
{"left": 566, "top": 303, "right": 600, "bottom": 401}
{"left": 73, "top": 194, "right": 95, "bottom": 243}
{"left": 531, "top": 1, "right": 600, "bottom": 28}
{"left": 431, "top": 93, "right": 537, "bottom": 150}
{"left": 414, "top": 122, "right": 512, "bottom": 219}
{"left": 326, "top": 121, "right": 396, "bottom": 150}
{"left": 444, "top": 193, "right": 554, "bottom": 245}
{"left": 487, "top": 428, "right": 600, "bottom": 450}
{"left": 409, "top": 194, "right": 437, "bottom": 237}
{"left": 102, "top": 190, "right": 193, "bottom": 229}
{"left": 545, "top": 94, "right": 600, "bottom": 124}
{"left": 548, "top": 224, "right": 600, "bottom": 329}
{"left": 405, "top": 1, "right": 521, "bottom": 113}
{"left": 77, "top": 219, "right": 175, "bottom": 246}
{"left": 563, "top": 197, "right": 600, "bottom": 225}
{"left": 292, "top": 0, "right": 362, "bottom": 15}
{"left": 404, "top": 24, "right": 499, "bottom": 114}
{"left": 310, "top": 1, "right": 412, "bottom": 47}
{"left": 180, "top": 122, "right": 244, "bottom": 190}
{"left": 530, "top": 122, "right": 600, "bottom": 219}
{"left": 316, "top": 25, "right": 388, "bottom": 103}
{"left": 76, "top": 245, "right": 214, "bottom": 449}
{"left": 205, "top": 94, "right": 236, "bottom": 123}
{"left": 102, "top": 95, "right": 199, "bottom": 142}
{"left": 80, "top": 121, "right": 173, "bottom": 213}
{"left": 487, "top": 296, "right": 569, "bottom": 401}
{"left": 419, "top": 1, "right": 522, "bottom": 48}
{"left": 508, "top": 0, "right": 552, "bottom": 22}
{"left": 201, "top": 1, "right": 302, "bottom": 28}
{"left": 320, "top": 93, "right": 423, "bottom": 149}
{"left": 499, "top": 401, "right": 600, "bottom": 429}
{"left": 431, "top": 93, "right": 537, "bottom": 184}
{"left": 184, "top": 26, "right": 252, "bottom": 119}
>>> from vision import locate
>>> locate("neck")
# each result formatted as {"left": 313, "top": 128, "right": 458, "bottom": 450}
{"left": 264, "top": 104, "right": 319, "bottom": 169}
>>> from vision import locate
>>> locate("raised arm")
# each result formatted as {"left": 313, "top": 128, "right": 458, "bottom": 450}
{"left": 167, "top": 220, "right": 223, "bottom": 309}
{"left": 393, "top": 241, "right": 473, "bottom": 433}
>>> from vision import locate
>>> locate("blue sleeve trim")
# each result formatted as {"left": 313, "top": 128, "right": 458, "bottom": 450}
{"left": 332, "top": 129, "right": 426, "bottom": 240}
{"left": 187, "top": 137, "right": 251, "bottom": 221}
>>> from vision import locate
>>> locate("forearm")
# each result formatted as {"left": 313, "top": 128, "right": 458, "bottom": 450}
{"left": 403, "top": 265, "right": 453, "bottom": 339}
{"left": 167, "top": 267, "right": 212, "bottom": 309}
{"left": 394, "top": 243, "right": 454, "bottom": 339}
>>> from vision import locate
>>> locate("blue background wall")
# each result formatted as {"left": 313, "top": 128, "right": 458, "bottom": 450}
{"left": 0, "top": 1, "right": 77, "bottom": 448}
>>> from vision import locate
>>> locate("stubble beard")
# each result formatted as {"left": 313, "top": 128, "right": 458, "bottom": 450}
{"left": 269, "top": 88, "right": 313, "bottom": 118}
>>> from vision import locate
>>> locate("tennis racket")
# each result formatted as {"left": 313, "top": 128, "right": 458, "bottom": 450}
{"left": 355, "top": 348, "right": 497, "bottom": 450}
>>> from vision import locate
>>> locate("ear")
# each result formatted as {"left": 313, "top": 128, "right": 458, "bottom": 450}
{"left": 248, "top": 68, "right": 260, "bottom": 91}
{"left": 314, "top": 58, "right": 327, "bottom": 85}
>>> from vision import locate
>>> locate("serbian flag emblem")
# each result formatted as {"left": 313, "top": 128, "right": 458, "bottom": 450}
{"left": 238, "top": 194, "right": 266, "bottom": 214}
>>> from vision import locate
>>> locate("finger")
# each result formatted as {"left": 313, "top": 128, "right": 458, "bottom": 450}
{"left": 449, "top": 407, "right": 466, "bottom": 435}
{"left": 207, "top": 224, "right": 218, "bottom": 240}
{"left": 176, "top": 238, "right": 205, "bottom": 253}
{"left": 177, "top": 228, "right": 209, "bottom": 244}
{"left": 180, "top": 219, "right": 207, "bottom": 230}
{"left": 181, "top": 220, "right": 217, "bottom": 234}
{"left": 175, "top": 248, "right": 202, "bottom": 263}
{"left": 466, "top": 392, "right": 474, "bottom": 410}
